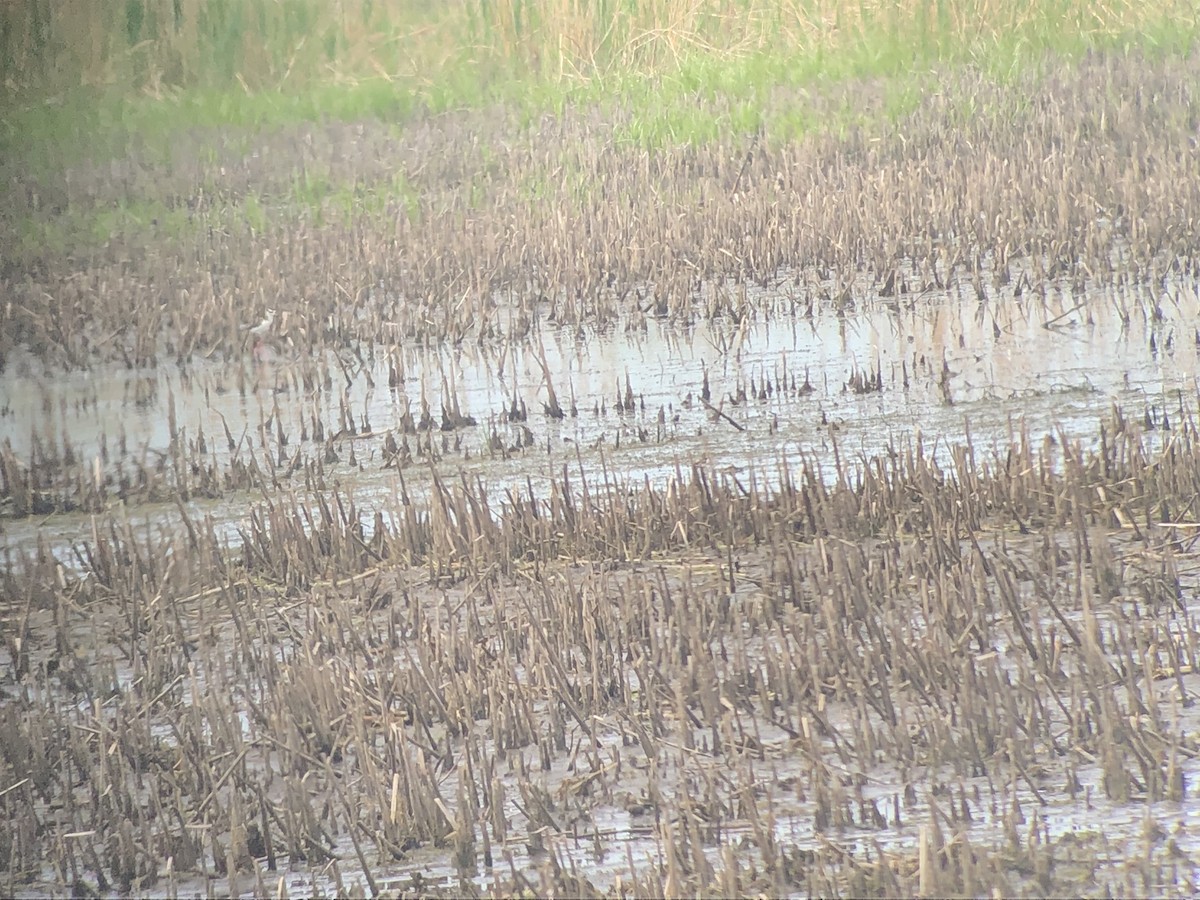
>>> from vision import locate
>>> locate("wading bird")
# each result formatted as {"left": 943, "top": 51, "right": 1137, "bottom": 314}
{"left": 243, "top": 308, "right": 279, "bottom": 363}
{"left": 246, "top": 307, "right": 277, "bottom": 338}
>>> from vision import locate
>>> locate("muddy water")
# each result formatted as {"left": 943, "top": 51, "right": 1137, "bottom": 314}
{"left": 199, "top": 743, "right": 1200, "bottom": 899}
{"left": 3, "top": 267, "right": 1195, "bottom": 566}
{"left": 27, "top": 540, "right": 1199, "bottom": 900}
{"left": 16, "top": 525, "right": 1199, "bottom": 900}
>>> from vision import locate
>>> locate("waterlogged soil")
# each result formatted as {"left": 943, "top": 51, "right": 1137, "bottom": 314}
{"left": 6, "top": 49, "right": 1200, "bottom": 899}
{"left": 3, "top": 260, "right": 1195, "bottom": 564}
{"left": 6, "top": 523, "right": 1200, "bottom": 898}
{"left": 5, "top": 267, "right": 1200, "bottom": 898}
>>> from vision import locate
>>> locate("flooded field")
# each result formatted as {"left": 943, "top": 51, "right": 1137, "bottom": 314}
{"left": 5, "top": 260, "right": 1196, "bottom": 559}
{"left": 4, "top": 49, "right": 1200, "bottom": 897}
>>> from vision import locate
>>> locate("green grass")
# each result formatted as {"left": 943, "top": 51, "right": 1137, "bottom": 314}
{"left": 0, "top": 80, "right": 418, "bottom": 180}
{"left": 1, "top": 0, "right": 1196, "bottom": 269}
{"left": 4, "top": 2, "right": 1195, "bottom": 158}
{"left": 2, "top": 162, "right": 427, "bottom": 275}
{"left": 7, "top": 197, "right": 193, "bottom": 264}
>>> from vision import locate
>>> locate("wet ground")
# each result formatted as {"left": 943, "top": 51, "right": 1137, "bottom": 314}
{"left": 5, "top": 259, "right": 1200, "bottom": 897}
{"left": 3, "top": 257, "right": 1195, "bottom": 567}
{"left": 5, "top": 48, "right": 1200, "bottom": 899}
{"left": 7, "top": 516, "right": 1200, "bottom": 898}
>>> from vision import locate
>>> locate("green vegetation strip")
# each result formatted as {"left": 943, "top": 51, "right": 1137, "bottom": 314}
{"left": 1, "top": 0, "right": 1196, "bottom": 266}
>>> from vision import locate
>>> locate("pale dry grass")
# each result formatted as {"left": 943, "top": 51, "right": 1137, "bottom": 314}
{"left": 2, "top": 0, "right": 1193, "bottom": 94}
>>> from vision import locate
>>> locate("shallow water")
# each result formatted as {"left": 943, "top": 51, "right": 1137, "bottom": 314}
{"left": 42, "top": 634, "right": 1198, "bottom": 900}
{"left": 5, "top": 264, "right": 1200, "bottom": 898}
{"left": 3, "top": 264, "right": 1196, "bottom": 569}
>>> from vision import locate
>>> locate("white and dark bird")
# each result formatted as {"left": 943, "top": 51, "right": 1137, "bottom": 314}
{"left": 242, "top": 308, "right": 281, "bottom": 364}
{"left": 245, "top": 307, "right": 277, "bottom": 337}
